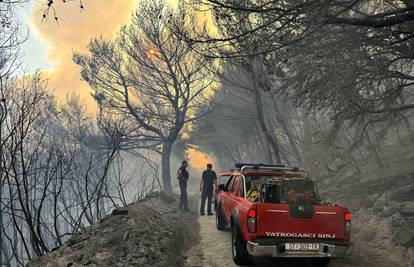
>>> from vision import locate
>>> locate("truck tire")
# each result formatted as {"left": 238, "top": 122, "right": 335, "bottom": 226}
{"left": 311, "top": 258, "right": 330, "bottom": 266}
{"left": 231, "top": 226, "right": 253, "bottom": 265}
{"left": 216, "top": 205, "right": 226, "bottom": 230}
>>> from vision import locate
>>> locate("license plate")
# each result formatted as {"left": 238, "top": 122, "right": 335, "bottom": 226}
{"left": 285, "top": 243, "right": 320, "bottom": 251}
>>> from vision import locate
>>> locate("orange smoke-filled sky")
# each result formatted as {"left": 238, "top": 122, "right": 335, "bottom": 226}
{"left": 186, "top": 146, "right": 217, "bottom": 171}
{"left": 19, "top": 0, "right": 213, "bottom": 111}
{"left": 25, "top": 0, "right": 139, "bottom": 109}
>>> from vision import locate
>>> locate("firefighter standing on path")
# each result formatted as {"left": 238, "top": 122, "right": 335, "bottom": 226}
{"left": 200, "top": 163, "right": 217, "bottom": 216}
{"left": 178, "top": 160, "right": 190, "bottom": 212}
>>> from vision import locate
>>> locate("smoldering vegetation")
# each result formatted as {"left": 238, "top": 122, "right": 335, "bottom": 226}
{"left": 0, "top": 76, "right": 162, "bottom": 265}
{"left": 26, "top": 192, "right": 200, "bottom": 267}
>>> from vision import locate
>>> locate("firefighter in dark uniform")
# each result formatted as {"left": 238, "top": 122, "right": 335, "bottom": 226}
{"left": 200, "top": 163, "right": 217, "bottom": 216}
{"left": 177, "top": 160, "right": 190, "bottom": 212}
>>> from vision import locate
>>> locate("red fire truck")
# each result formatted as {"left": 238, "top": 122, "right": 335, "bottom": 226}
{"left": 215, "top": 163, "right": 352, "bottom": 266}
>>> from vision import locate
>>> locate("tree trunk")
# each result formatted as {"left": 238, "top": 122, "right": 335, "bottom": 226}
{"left": 269, "top": 93, "right": 302, "bottom": 164}
{"left": 254, "top": 87, "right": 282, "bottom": 164}
{"left": 0, "top": 197, "right": 2, "bottom": 267}
{"left": 365, "top": 131, "right": 383, "bottom": 168}
{"left": 245, "top": 55, "right": 282, "bottom": 164}
{"left": 255, "top": 125, "right": 273, "bottom": 163}
{"left": 161, "top": 141, "right": 173, "bottom": 192}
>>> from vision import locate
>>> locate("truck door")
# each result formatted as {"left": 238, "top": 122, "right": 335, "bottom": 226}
{"left": 221, "top": 175, "right": 235, "bottom": 221}
{"left": 226, "top": 175, "right": 241, "bottom": 219}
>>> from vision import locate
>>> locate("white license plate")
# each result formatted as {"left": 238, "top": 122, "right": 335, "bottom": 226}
{"left": 285, "top": 243, "right": 320, "bottom": 251}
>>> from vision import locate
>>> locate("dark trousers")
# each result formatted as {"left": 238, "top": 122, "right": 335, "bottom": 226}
{"left": 179, "top": 181, "right": 188, "bottom": 210}
{"left": 200, "top": 188, "right": 213, "bottom": 214}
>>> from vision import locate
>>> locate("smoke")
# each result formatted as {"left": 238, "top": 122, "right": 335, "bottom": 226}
{"left": 186, "top": 146, "right": 218, "bottom": 172}
{"left": 30, "top": 0, "right": 138, "bottom": 108}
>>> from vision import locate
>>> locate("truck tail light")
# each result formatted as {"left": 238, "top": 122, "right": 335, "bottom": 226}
{"left": 345, "top": 211, "right": 351, "bottom": 235}
{"left": 247, "top": 208, "right": 256, "bottom": 233}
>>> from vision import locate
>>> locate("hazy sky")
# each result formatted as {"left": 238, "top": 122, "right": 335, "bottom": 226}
{"left": 17, "top": 1, "right": 50, "bottom": 71}
{"left": 17, "top": 0, "right": 138, "bottom": 109}
{"left": 16, "top": 0, "right": 210, "bottom": 112}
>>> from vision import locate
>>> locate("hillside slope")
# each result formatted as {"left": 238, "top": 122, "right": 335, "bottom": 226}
{"left": 27, "top": 192, "right": 200, "bottom": 267}
{"left": 26, "top": 144, "right": 414, "bottom": 267}
{"left": 321, "top": 143, "right": 414, "bottom": 267}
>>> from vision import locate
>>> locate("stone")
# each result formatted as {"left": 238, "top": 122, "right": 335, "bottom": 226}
{"left": 373, "top": 194, "right": 386, "bottom": 213}
{"left": 123, "top": 231, "right": 130, "bottom": 241}
{"left": 71, "top": 242, "right": 86, "bottom": 250}
{"left": 112, "top": 207, "right": 128, "bottom": 215}
{"left": 392, "top": 186, "right": 414, "bottom": 202}
{"left": 127, "top": 219, "right": 136, "bottom": 227}
{"left": 392, "top": 216, "right": 414, "bottom": 247}
{"left": 81, "top": 259, "right": 91, "bottom": 265}
{"left": 393, "top": 228, "right": 414, "bottom": 247}
{"left": 400, "top": 202, "right": 414, "bottom": 217}
{"left": 93, "top": 252, "right": 113, "bottom": 263}
{"left": 67, "top": 234, "right": 89, "bottom": 247}
{"left": 51, "top": 246, "right": 60, "bottom": 252}
{"left": 379, "top": 206, "right": 398, "bottom": 218}
{"left": 116, "top": 247, "right": 127, "bottom": 258}
{"left": 137, "top": 248, "right": 147, "bottom": 257}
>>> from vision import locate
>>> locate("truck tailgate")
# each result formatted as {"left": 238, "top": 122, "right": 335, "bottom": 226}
{"left": 257, "top": 203, "right": 347, "bottom": 240}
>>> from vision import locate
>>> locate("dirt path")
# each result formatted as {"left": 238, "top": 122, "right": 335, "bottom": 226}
{"left": 196, "top": 213, "right": 317, "bottom": 267}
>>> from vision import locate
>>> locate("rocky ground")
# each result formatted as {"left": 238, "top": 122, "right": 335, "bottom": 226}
{"left": 324, "top": 175, "right": 414, "bottom": 267}
{"left": 27, "top": 192, "right": 201, "bottom": 267}
{"left": 320, "top": 144, "right": 414, "bottom": 267}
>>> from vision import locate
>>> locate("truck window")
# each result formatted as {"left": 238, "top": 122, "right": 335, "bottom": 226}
{"left": 219, "top": 175, "right": 231, "bottom": 186}
{"left": 231, "top": 176, "right": 240, "bottom": 193}
{"left": 243, "top": 176, "right": 319, "bottom": 204}
{"left": 225, "top": 175, "right": 234, "bottom": 191}
{"left": 245, "top": 176, "right": 261, "bottom": 202}
{"left": 239, "top": 178, "right": 244, "bottom": 197}
{"left": 264, "top": 183, "right": 280, "bottom": 203}
{"left": 280, "top": 179, "right": 320, "bottom": 204}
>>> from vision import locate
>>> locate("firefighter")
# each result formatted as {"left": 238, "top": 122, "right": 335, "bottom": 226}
{"left": 200, "top": 163, "right": 217, "bottom": 216}
{"left": 177, "top": 160, "right": 190, "bottom": 212}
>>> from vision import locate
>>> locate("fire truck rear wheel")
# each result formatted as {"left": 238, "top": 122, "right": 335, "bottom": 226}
{"left": 311, "top": 257, "right": 330, "bottom": 266}
{"left": 231, "top": 226, "right": 254, "bottom": 265}
{"left": 216, "top": 204, "right": 226, "bottom": 230}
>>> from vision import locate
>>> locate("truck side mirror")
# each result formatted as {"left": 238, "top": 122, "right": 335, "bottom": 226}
{"left": 218, "top": 184, "right": 226, "bottom": 191}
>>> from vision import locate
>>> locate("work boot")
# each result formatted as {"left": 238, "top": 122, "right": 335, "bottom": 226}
{"left": 200, "top": 211, "right": 205, "bottom": 216}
